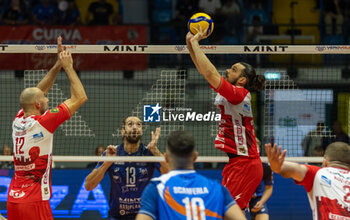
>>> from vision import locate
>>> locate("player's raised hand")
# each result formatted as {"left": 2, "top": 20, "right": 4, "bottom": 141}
{"left": 265, "top": 143, "right": 287, "bottom": 174}
{"left": 57, "top": 36, "right": 63, "bottom": 56}
{"left": 106, "top": 145, "right": 117, "bottom": 157}
{"left": 59, "top": 50, "right": 73, "bottom": 70}
{"left": 191, "top": 25, "right": 208, "bottom": 42}
{"left": 186, "top": 32, "right": 194, "bottom": 42}
{"left": 147, "top": 127, "right": 160, "bottom": 151}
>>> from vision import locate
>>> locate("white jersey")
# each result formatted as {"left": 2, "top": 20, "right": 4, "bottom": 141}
{"left": 296, "top": 165, "right": 350, "bottom": 220}
{"left": 211, "top": 77, "right": 259, "bottom": 157}
{"left": 8, "top": 104, "right": 71, "bottom": 203}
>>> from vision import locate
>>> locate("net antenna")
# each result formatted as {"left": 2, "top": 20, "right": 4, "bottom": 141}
{"left": 25, "top": 70, "right": 95, "bottom": 137}
{"left": 112, "top": 70, "right": 186, "bottom": 137}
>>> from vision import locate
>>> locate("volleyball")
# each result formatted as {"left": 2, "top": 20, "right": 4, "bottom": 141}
{"left": 188, "top": 12, "right": 214, "bottom": 37}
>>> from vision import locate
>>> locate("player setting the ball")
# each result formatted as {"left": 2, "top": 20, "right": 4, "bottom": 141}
{"left": 186, "top": 12, "right": 266, "bottom": 211}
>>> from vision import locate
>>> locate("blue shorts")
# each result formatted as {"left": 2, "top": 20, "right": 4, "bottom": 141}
{"left": 249, "top": 196, "right": 269, "bottom": 219}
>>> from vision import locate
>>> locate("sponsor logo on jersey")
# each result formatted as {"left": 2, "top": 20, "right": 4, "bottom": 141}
{"left": 44, "top": 187, "right": 49, "bottom": 195}
{"left": 238, "top": 146, "right": 246, "bottom": 154}
{"left": 320, "top": 175, "right": 331, "bottom": 186}
{"left": 9, "top": 190, "right": 25, "bottom": 198}
{"left": 15, "top": 163, "right": 35, "bottom": 171}
{"left": 50, "top": 108, "right": 60, "bottom": 113}
{"left": 33, "top": 131, "right": 44, "bottom": 142}
{"left": 243, "top": 103, "right": 251, "bottom": 113}
{"left": 15, "top": 131, "right": 26, "bottom": 136}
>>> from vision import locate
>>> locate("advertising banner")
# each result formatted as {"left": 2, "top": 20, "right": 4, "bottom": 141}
{"left": 0, "top": 26, "right": 147, "bottom": 70}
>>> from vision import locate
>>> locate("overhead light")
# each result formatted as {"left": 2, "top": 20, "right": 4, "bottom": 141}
{"left": 264, "top": 72, "right": 280, "bottom": 80}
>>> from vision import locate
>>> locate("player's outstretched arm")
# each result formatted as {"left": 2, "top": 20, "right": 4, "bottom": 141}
{"left": 85, "top": 145, "right": 116, "bottom": 191}
{"left": 265, "top": 143, "right": 308, "bottom": 182}
{"left": 60, "top": 50, "right": 87, "bottom": 115}
{"left": 147, "top": 127, "right": 169, "bottom": 174}
{"left": 224, "top": 204, "right": 247, "bottom": 220}
{"left": 36, "top": 36, "right": 63, "bottom": 95}
{"left": 186, "top": 29, "right": 221, "bottom": 89}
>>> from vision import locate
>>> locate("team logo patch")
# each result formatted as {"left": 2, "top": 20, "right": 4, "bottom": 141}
{"left": 50, "top": 108, "right": 60, "bottom": 113}
{"left": 143, "top": 103, "right": 161, "bottom": 122}
{"left": 320, "top": 175, "right": 331, "bottom": 187}
{"left": 243, "top": 103, "right": 251, "bottom": 113}
{"left": 33, "top": 131, "right": 44, "bottom": 142}
{"left": 44, "top": 187, "right": 49, "bottom": 195}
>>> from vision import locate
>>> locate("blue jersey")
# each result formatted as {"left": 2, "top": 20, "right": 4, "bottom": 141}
{"left": 253, "top": 163, "right": 273, "bottom": 197}
{"left": 95, "top": 143, "right": 160, "bottom": 218}
{"left": 139, "top": 170, "right": 236, "bottom": 219}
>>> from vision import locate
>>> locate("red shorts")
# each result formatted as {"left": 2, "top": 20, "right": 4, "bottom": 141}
{"left": 7, "top": 200, "right": 53, "bottom": 220}
{"left": 222, "top": 156, "right": 263, "bottom": 209}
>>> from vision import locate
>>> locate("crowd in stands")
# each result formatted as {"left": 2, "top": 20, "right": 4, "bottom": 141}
{"left": 0, "top": 0, "right": 349, "bottom": 44}
{"left": 0, "top": 0, "right": 122, "bottom": 26}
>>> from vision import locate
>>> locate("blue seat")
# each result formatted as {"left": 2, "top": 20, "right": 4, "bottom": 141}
{"left": 153, "top": 0, "right": 172, "bottom": 8}
{"left": 158, "top": 27, "right": 177, "bottom": 44}
{"left": 152, "top": 9, "right": 173, "bottom": 23}
{"left": 223, "top": 36, "right": 239, "bottom": 45}
{"left": 245, "top": 9, "right": 269, "bottom": 25}
{"left": 322, "top": 35, "right": 345, "bottom": 45}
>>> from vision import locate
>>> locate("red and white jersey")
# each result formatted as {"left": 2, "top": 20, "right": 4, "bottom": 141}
{"left": 296, "top": 165, "right": 350, "bottom": 220}
{"left": 211, "top": 77, "right": 258, "bottom": 158}
{"left": 8, "top": 103, "right": 71, "bottom": 203}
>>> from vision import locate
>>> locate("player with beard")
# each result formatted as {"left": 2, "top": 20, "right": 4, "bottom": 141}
{"left": 186, "top": 28, "right": 265, "bottom": 210}
{"left": 85, "top": 116, "right": 169, "bottom": 220}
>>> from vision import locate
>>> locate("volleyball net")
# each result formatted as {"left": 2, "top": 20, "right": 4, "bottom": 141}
{"left": 1, "top": 44, "right": 350, "bottom": 164}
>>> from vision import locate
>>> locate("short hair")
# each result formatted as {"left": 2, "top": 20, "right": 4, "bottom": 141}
{"left": 316, "top": 121, "right": 325, "bottom": 128}
{"left": 167, "top": 131, "right": 195, "bottom": 157}
{"left": 95, "top": 145, "right": 105, "bottom": 155}
{"left": 325, "top": 142, "right": 350, "bottom": 164}
{"left": 2, "top": 145, "right": 12, "bottom": 155}
{"left": 121, "top": 116, "right": 142, "bottom": 128}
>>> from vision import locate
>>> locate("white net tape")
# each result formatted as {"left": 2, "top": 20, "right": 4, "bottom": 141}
{"left": 1, "top": 44, "right": 350, "bottom": 54}
{"left": 0, "top": 155, "right": 324, "bottom": 163}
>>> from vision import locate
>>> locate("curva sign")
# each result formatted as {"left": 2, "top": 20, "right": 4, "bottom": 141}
{"left": 33, "top": 28, "right": 82, "bottom": 41}
{"left": 0, "top": 25, "right": 147, "bottom": 70}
